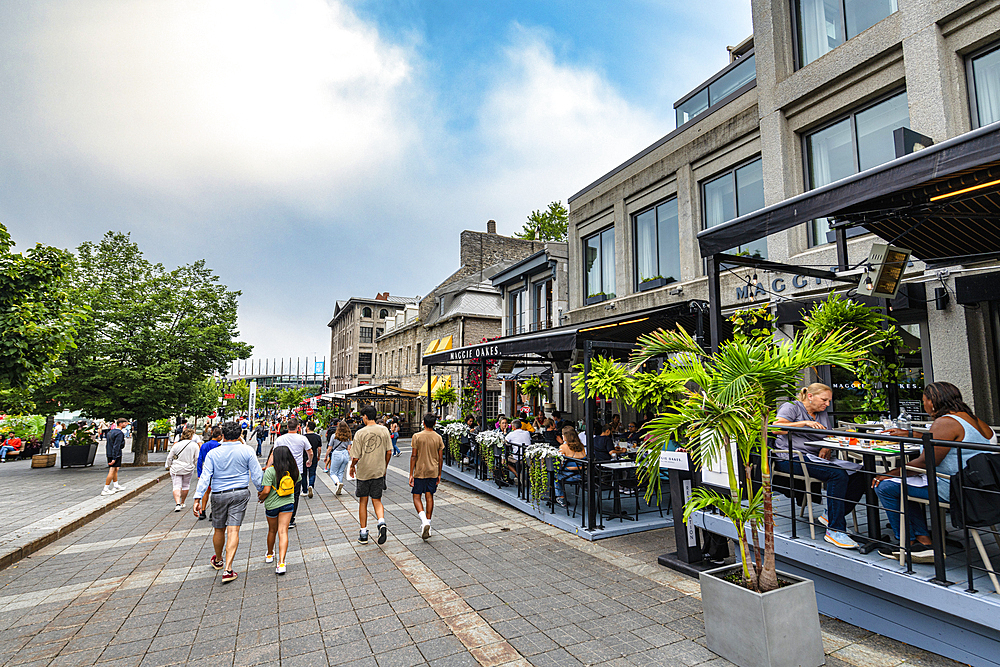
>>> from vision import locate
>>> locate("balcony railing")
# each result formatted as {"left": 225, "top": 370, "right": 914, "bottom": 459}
{"left": 674, "top": 50, "right": 756, "bottom": 128}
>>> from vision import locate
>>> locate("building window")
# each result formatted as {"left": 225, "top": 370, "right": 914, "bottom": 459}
{"left": 509, "top": 288, "right": 526, "bottom": 335}
{"left": 805, "top": 90, "right": 909, "bottom": 245}
{"left": 634, "top": 198, "right": 681, "bottom": 287}
{"left": 584, "top": 227, "right": 616, "bottom": 301}
{"left": 376, "top": 327, "right": 383, "bottom": 339}
{"left": 702, "top": 157, "right": 766, "bottom": 258}
{"left": 379, "top": 308, "right": 389, "bottom": 319}
{"left": 532, "top": 279, "right": 553, "bottom": 331}
{"left": 970, "top": 42, "right": 1000, "bottom": 128}
{"left": 362, "top": 306, "right": 372, "bottom": 318}
{"left": 416, "top": 343, "right": 421, "bottom": 371}
{"left": 359, "top": 326, "right": 373, "bottom": 344}
{"left": 675, "top": 53, "right": 756, "bottom": 127}
{"left": 794, "top": 0, "right": 897, "bottom": 68}
{"left": 358, "top": 353, "right": 372, "bottom": 375}
{"left": 485, "top": 390, "right": 501, "bottom": 420}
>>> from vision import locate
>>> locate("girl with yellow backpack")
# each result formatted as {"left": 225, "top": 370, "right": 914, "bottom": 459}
{"left": 258, "top": 446, "right": 299, "bottom": 574}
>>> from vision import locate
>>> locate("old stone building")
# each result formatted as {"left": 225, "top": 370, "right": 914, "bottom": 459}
{"left": 326, "top": 293, "right": 418, "bottom": 391}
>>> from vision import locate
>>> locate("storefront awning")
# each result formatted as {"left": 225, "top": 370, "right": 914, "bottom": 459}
{"left": 323, "top": 384, "right": 419, "bottom": 400}
{"left": 496, "top": 365, "right": 552, "bottom": 381}
{"left": 422, "top": 301, "right": 707, "bottom": 365}
{"left": 697, "top": 122, "right": 1000, "bottom": 265}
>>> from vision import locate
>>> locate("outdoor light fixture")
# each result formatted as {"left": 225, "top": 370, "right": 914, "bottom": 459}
{"left": 929, "top": 177, "right": 1000, "bottom": 201}
{"left": 578, "top": 317, "right": 649, "bottom": 333}
{"left": 857, "top": 243, "right": 911, "bottom": 299}
{"left": 751, "top": 272, "right": 758, "bottom": 286}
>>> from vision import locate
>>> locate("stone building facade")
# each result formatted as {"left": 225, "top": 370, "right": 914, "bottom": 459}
{"left": 566, "top": 0, "right": 1000, "bottom": 421}
{"left": 373, "top": 223, "right": 542, "bottom": 420}
{"left": 326, "top": 293, "right": 418, "bottom": 392}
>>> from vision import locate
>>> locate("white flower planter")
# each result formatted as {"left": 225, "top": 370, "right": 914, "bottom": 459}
{"left": 700, "top": 564, "right": 825, "bottom": 667}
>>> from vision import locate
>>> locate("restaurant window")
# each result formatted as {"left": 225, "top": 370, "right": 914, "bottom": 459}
{"left": 805, "top": 90, "right": 909, "bottom": 246}
{"left": 584, "top": 227, "right": 616, "bottom": 302}
{"left": 485, "top": 390, "right": 501, "bottom": 421}
{"left": 362, "top": 306, "right": 372, "bottom": 318}
{"left": 702, "top": 157, "right": 766, "bottom": 258}
{"left": 794, "top": 0, "right": 897, "bottom": 68}
{"left": 634, "top": 197, "right": 681, "bottom": 289}
{"left": 509, "top": 288, "right": 526, "bottom": 335}
{"left": 969, "top": 41, "right": 1000, "bottom": 128}
{"left": 359, "top": 326, "right": 373, "bottom": 344}
{"left": 532, "top": 279, "right": 553, "bottom": 331}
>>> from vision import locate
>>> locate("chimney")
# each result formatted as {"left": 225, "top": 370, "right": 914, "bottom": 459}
{"left": 487, "top": 220, "right": 497, "bottom": 234}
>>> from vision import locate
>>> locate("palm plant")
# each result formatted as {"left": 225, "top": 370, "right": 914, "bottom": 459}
{"left": 630, "top": 324, "right": 865, "bottom": 592}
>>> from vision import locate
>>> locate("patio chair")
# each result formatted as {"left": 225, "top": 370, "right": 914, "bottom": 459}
{"left": 771, "top": 451, "right": 858, "bottom": 540}
{"left": 900, "top": 466, "right": 1000, "bottom": 593}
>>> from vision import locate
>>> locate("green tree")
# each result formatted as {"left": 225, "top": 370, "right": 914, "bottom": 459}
{"left": 513, "top": 201, "right": 568, "bottom": 241}
{"left": 56, "top": 232, "right": 251, "bottom": 464}
{"left": 277, "top": 387, "right": 308, "bottom": 411}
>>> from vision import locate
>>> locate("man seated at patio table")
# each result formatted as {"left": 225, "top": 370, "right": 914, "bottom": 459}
{"left": 773, "top": 383, "right": 867, "bottom": 550}
{"left": 505, "top": 420, "right": 532, "bottom": 478}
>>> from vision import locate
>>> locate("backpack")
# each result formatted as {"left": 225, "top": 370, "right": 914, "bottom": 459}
{"left": 276, "top": 472, "right": 296, "bottom": 496}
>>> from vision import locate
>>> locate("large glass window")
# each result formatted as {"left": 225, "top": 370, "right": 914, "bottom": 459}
{"left": 805, "top": 91, "right": 909, "bottom": 245}
{"left": 676, "top": 54, "right": 756, "bottom": 127}
{"left": 361, "top": 306, "right": 372, "bottom": 318}
{"left": 795, "top": 0, "right": 897, "bottom": 67}
{"left": 358, "top": 353, "right": 372, "bottom": 375}
{"left": 584, "top": 228, "right": 616, "bottom": 300}
{"left": 634, "top": 198, "right": 681, "bottom": 286}
{"left": 509, "top": 289, "right": 526, "bottom": 335}
{"left": 702, "top": 158, "right": 767, "bottom": 258}
{"left": 970, "top": 43, "right": 1000, "bottom": 128}
{"left": 359, "top": 326, "right": 373, "bottom": 344}
{"left": 532, "top": 280, "right": 552, "bottom": 331}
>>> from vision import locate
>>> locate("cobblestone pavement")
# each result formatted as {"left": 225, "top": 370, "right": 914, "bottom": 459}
{"left": 0, "top": 442, "right": 962, "bottom": 667}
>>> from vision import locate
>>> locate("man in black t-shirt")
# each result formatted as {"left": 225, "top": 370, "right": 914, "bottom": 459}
{"left": 102, "top": 418, "right": 128, "bottom": 496}
{"left": 303, "top": 421, "right": 323, "bottom": 498}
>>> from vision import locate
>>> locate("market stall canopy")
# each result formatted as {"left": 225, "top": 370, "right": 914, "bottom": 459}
{"left": 421, "top": 300, "right": 709, "bottom": 365}
{"left": 697, "top": 122, "right": 1000, "bottom": 266}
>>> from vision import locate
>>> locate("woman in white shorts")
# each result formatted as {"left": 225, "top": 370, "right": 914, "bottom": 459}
{"left": 166, "top": 427, "right": 200, "bottom": 512}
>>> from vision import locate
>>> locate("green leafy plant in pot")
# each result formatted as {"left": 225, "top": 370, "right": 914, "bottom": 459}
{"left": 151, "top": 419, "right": 172, "bottom": 436}
{"left": 432, "top": 383, "right": 458, "bottom": 418}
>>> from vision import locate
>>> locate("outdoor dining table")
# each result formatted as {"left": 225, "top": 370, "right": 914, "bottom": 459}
{"left": 805, "top": 436, "right": 922, "bottom": 552}
{"left": 598, "top": 460, "right": 639, "bottom": 522}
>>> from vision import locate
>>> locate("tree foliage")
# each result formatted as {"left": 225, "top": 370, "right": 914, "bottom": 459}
{"left": 513, "top": 201, "right": 568, "bottom": 242}
{"left": 56, "top": 232, "right": 251, "bottom": 464}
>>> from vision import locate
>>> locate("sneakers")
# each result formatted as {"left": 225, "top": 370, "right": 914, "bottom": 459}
{"left": 420, "top": 521, "right": 431, "bottom": 540}
{"left": 210, "top": 555, "right": 224, "bottom": 570}
{"left": 101, "top": 486, "right": 115, "bottom": 496}
{"left": 335, "top": 482, "right": 344, "bottom": 496}
{"left": 817, "top": 515, "right": 829, "bottom": 528}
{"left": 113, "top": 482, "right": 124, "bottom": 492}
{"left": 824, "top": 530, "right": 859, "bottom": 549}
{"left": 198, "top": 512, "right": 206, "bottom": 521}
{"left": 276, "top": 563, "right": 286, "bottom": 575}
{"left": 555, "top": 497, "right": 567, "bottom": 508}
{"left": 180, "top": 503, "right": 185, "bottom": 509}
{"left": 878, "top": 544, "right": 936, "bottom": 563}
{"left": 265, "top": 553, "right": 274, "bottom": 563}
{"left": 358, "top": 530, "right": 369, "bottom": 545}
{"left": 221, "top": 570, "right": 238, "bottom": 583}
{"left": 377, "top": 522, "right": 387, "bottom": 545}
{"left": 288, "top": 520, "right": 296, "bottom": 529}
{"left": 878, "top": 546, "right": 900, "bottom": 559}
{"left": 307, "top": 487, "right": 313, "bottom": 498}
{"left": 174, "top": 504, "right": 182, "bottom": 512}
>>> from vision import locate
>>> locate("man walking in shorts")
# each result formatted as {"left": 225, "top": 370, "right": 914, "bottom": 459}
{"left": 192, "top": 421, "right": 263, "bottom": 583}
{"left": 409, "top": 413, "right": 444, "bottom": 539}
{"left": 350, "top": 405, "right": 392, "bottom": 545}
{"left": 101, "top": 419, "right": 128, "bottom": 496}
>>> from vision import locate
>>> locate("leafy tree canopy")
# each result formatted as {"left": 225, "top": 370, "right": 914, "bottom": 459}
{"left": 56, "top": 232, "right": 252, "bottom": 463}
{"left": 513, "top": 201, "right": 568, "bottom": 242}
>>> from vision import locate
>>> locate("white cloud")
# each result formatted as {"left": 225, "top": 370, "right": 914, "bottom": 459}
{"left": 26, "top": 0, "right": 417, "bottom": 203}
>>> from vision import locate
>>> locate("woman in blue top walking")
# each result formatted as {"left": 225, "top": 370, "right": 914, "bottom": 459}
{"left": 874, "top": 382, "right": 997, "bottom": 562}
{"left": 390, "top": 420, "right": 401, "bottom": 457}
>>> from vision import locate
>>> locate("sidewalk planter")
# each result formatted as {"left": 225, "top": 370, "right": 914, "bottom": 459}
{"left": 700, "top": 564, "right": 825, "bottom": 667}
{"left": 31, "top": 453, "right": 56, "bottom": 468}
{"left": 61, "top": 443, "right": 98, "bottom": 468}
{"left": 150, "top": 435, "right": 170, "bottom": 452}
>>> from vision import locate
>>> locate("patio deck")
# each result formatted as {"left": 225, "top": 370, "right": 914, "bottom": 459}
{"left": 441, "top": 462, "right": 673, "bottom": 541}
{"left": 691, "top": 503, "right": 1000, "bottom": 667}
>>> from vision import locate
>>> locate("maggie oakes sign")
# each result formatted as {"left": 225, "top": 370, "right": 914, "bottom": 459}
{"left": 447, "top": 345, "right": 501, "bottom": 361}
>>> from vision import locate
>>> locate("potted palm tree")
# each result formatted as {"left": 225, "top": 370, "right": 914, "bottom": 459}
{"left": 629, "top": 313, "right": 865, "bottom": 667}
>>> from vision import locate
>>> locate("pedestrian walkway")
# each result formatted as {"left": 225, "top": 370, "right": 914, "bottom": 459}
{"left": 0, "top": 448, "right": 963, "bottom": 667}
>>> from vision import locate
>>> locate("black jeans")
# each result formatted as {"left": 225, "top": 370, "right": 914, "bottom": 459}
{"left": 292, "top": 474, "right": 308, "bottom": 522}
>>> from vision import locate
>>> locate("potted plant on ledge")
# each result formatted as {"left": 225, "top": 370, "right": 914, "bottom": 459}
{"left": 150, "top": 419, "right": 171, "bottom": 452}
{"left": 60, "top": 423, "right": 99, "bottom": 468}
{"left": 630, "top": 308, "right": 866, "bottom": 667}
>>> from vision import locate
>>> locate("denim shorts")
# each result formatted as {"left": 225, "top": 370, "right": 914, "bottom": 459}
{"left": 265, "top": 502, "right": 294, "bottom": 518}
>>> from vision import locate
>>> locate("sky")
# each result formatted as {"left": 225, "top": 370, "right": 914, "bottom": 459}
{"left": 0, "top": 0, "right": 753, "bottom": 363}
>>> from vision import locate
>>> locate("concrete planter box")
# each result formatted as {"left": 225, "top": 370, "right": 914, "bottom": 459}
{"left": 700, "top": 564, "right": 824, "bottom": 667}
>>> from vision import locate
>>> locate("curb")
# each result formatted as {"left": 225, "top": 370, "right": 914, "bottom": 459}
{"left": 0, "top": 470, "right": 169, "bottom": 571}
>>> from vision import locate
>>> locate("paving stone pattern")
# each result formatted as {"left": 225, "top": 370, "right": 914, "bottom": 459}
{"left": 0, "top": 440, "right": 963, "bottom": 667}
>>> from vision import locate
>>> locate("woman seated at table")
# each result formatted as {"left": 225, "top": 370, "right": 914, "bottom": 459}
{"left": 592, "top": 423, "right": 623, "bottom": 461}
{"left": 555, "top": 427, "right": 586, "bottom": 508}
{"left": 873, "top": 382, "right": 997, "bottom": 562}
{"left": 774, "top": 382, "right": 867, "bottom": 550}
{"left": 542, "top": 419, "right": 560, "bottom": 446}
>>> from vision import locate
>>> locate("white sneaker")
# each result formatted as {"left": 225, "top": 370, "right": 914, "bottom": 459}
{"left": 336, "top": 482, "right": 343, "bottom": 496}
{"left": 101, "top": 486, "right": 114, "bottom": 496}
{"left": 113, "top": 483, "right": 124, "bottom": 492}
{"left": 180, "top": 503, "right": 185, "bottom": 509}
{"left": 420, "top": 521, "right": 431, "bottom": 540}
{"left": 174, "top": 504, "right": 182, "bottom": 512}
{"left": 276, "top": 563, "right": 286, "bottom": 575}
{"left": 265, "top": 553, "right": 274, "bottom": 563}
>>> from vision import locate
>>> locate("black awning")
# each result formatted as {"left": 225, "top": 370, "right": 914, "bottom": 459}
{"left": 422, "top": 301, "right": 704, "bottom": 365}
{"left": 697, "top": 123, "right": 1000, "bottom": 264}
